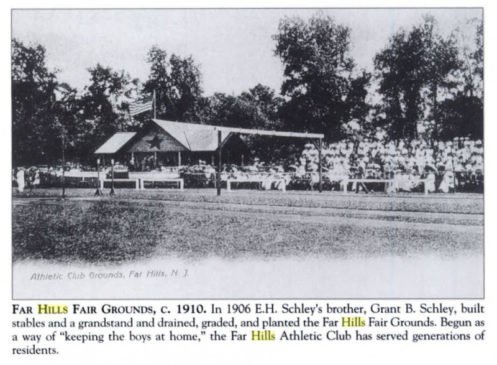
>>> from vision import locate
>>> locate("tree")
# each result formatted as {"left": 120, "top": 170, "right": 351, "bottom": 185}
{"left": 438, "top": 93, "right": 482, "bottom": 140}
{"left": 274, "top": 13, "right": 357, "bottom": 141}
{"left": 51, "top": 83, "right": 86, "bottom": 163}
{"left": 78, "top": 64, "right": 136, "bottom": 160}
{"left": 343, "top": 70, "right": 373, "bottom": 138}
{"left": 144, "top": 46, "right": 203, "bottom": 122}
{"left": 375, "top": 27, "right": 428, "bottom": 140}
{"left": 435, "top": 18, "right": 483, "bottom": 141}
{"left": 201, "top": 84, "right": 283, "bottom": 129}
{"left": 199, "top": 85, "right": 287, "bottom": 161}
{"left": 472, "top": 20, "right": 483, "bottom": 89}
{"left": 202, "top": 93, "right": 249, "bottom": 127}
{"left": 239, "top": 84, "right": 284, "bottom": 130}
{"left": 420, "top": 16, "right": 461, "bottom": 140}
{"left": 374, "top": 16, "right": 461, "bottom": 140}
{"left": 12, "top": 39, "right": 59, "bottom": 166}
{"left": 456, "top": 19, "right": 483, "bottom": 99}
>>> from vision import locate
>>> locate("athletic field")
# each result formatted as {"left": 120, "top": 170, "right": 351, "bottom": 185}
{"left": 12, "top": 189, "right": 484, "bottom": 299}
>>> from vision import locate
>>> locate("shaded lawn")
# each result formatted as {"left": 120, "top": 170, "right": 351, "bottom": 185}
{"left": 12, "top": 200, "right": 483, "bottom": 263}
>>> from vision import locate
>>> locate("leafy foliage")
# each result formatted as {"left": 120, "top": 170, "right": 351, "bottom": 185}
{"left": 12, "top": 39, "right": 59, "bottom": 165}
{"left": 438, "top": 93, "right": 483, "bottom": 140}
{"left": 200, "top": 84, "right": 290, "bottom": 161}
{"left": 144, "top": 46, "right": 203, "bottom": 122}
{"left": 77, "top": 64, "right": 137, "bottom": 160}
{"left": 374, "top": 16, "right": 462, "bottom": 140}
{"left": 274, "top": 14, "right": 368, "bottom": 141}
{"left": 11, "top": 13, "right": 484, "bottom": 167}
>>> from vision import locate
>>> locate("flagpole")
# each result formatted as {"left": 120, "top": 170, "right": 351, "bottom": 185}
{"left": 127, "top": 110, "right": 133, "bottom": 125}
{"left": 153, "top": 89, "right": 156, "bottom": 119}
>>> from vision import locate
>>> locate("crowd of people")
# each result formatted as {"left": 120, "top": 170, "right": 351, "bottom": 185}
{"left": 180, "top": 137, "right": 484, "bottom": 193}
{"left": 12, "top": 163, "right": 94, "bottom": 191}
{"left": 13, "top": 137, "right": 484, "bottom": 193}
{"left": 296, "top": 137, "right": 484, "bottom": 193}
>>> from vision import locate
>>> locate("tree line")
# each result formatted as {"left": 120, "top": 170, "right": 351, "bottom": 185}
{"left": 12, "top": 13, "right": 483, "bottom": 167}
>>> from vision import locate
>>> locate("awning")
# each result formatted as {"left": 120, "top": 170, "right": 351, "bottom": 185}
{"left": 94, "top": 120, "right": 324, "bottom": 155}
{"left": 152, "top": 119, "right": 235, "bottom": 151}
{"left": 152, "top": 119, "right": 324, "bottom": 152}
{"left": 94, "top": 132, "right": 136, "bottom": 154}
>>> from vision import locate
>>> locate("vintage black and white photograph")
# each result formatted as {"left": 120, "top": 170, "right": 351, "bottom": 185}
{"left": 11, "top": 8, "right": 484, "bottom": 299}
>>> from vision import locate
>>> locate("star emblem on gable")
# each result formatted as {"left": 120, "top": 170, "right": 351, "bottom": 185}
{"left": 147, "top": 135, "right": 163, "bottom": 149}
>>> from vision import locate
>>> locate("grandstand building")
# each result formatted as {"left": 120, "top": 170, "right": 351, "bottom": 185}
{"left": 95, "top": 119, "right": 251, "bottom": 168}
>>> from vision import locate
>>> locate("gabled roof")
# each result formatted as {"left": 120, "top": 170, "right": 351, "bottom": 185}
{"left": 152, "top": 119, "right": 235, "bottom": 152}
{"left": 94, "top": 119, "right": 324, "bottom": 154}
{"left": 152, "top": 119, "right": 324, "bottom": 151}
{"left": 94, "top": 132, "right": 136, "bottom": 154}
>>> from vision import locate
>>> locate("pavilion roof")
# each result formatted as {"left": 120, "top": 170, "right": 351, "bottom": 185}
{"left": 94, "top": 132, "right": 136, "bottom": 154}
{"left": 94, "top": 119, "right": 324, "bottom": 154}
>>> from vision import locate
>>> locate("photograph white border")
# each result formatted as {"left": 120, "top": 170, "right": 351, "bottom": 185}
{"left": 2, "top": 0, "right": 496, "bottom": 364}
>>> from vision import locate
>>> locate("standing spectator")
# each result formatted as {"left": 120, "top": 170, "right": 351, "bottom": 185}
{"left": 16, "top": 167, "right": 25, "bottom": 193}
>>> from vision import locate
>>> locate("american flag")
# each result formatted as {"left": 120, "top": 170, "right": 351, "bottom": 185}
{"left": 128, "top": 96, "right": 153, "bottom": 116}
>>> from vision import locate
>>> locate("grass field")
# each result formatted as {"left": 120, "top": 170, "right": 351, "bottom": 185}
{"left": 14, "top": 187, "right": 484, "bottom": 213}
{"left": 12, "top": 188, "right": 483, "bottom": 263}
{"left": 12, "top": 188, "right": 484, "bottom": 298}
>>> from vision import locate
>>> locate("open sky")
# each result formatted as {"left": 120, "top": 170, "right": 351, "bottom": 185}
{"left": 12, "top": 8, "right": 481, "bottom": 96}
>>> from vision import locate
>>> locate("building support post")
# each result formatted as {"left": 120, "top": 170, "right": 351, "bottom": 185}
{"left": 178, "top": 151, "right": 181, "bottom": 167}
{"left": 95, "top": 158, "right": 103, "bottom": 196}
{"left": 318, "top": 138, "right": 323, "bottom": 193}
{"left": 110, "top": 158, "right": 115, "bottom": 196}
{"left": 217, "top": 130, "right": 222, "bottom": 196}
{"left": 61, "top": 130, "right": 66, "bottom": 199}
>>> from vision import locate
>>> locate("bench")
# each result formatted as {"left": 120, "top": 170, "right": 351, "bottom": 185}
{"left": 225, "top": 178, "right": 286, "bottom": 192}
{"left": 342, "top": 179, "right": 392, "bottom": 194}
{"left": 100, "top": 178, "right": 140, "bottom": 190}
{"left": 343, "top": 179, "right": 430, "bottom": 195}
{"left": 139, "top": 178, "right": 184, "bottom": 190}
